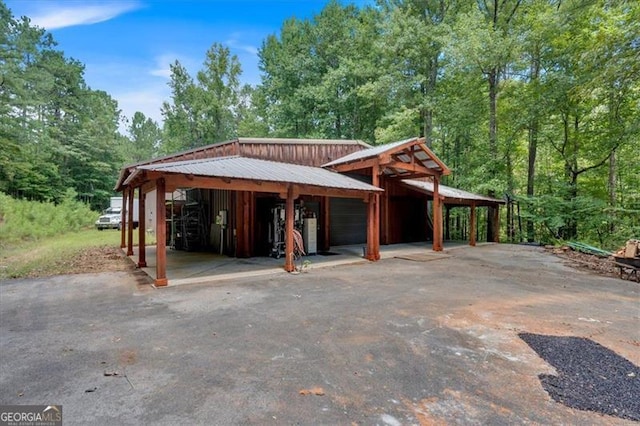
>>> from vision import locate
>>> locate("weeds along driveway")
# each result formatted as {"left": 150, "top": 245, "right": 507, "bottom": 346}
{"left": 0, "top": 245, "right": 638, "bottom": 425}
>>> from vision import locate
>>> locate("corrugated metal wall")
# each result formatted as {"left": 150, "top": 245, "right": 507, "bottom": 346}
{"left": 239, "top": 143, "right": 364, "bottom": 167}
{"left": 206, "top": 189, "right": 234, "bottom": 254}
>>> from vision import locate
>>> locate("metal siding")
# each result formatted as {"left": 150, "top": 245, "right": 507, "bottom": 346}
{"left": 206, "top": 189, "right": 233, "bottom": 254}
{"left": 239, "top": 143, "right": 365, "bottom": 167}
{"left": 330, "top": 197, "right": 367, "bottom": 246}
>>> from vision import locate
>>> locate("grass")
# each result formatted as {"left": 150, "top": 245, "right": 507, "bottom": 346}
{"left": 0, "top": 228, "right": 156, "bottom": 280}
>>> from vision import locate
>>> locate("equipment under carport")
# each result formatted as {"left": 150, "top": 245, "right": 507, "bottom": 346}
{"left": 173, "top": 202, "right": 208, "bottom": 251}
{"left": 269, "top": 203, "right": 304, "bottom": 258}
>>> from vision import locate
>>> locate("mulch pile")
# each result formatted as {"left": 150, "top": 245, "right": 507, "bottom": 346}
{"left": 519, "top": 333, "right": 640, "bottom": 421}
{"left": 546, "top": 246, "right": 620, "bottom": 280}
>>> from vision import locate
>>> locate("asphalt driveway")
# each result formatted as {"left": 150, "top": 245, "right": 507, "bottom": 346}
{"left": 1, "top": 244, "right": 638, "bottom": 425}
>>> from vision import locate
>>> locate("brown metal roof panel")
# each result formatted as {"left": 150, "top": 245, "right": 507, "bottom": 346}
{"left": 323, "top": 138, "right": 417, "bottom": 167}
{"left": 137, "top": 156, "right": 383, "bottom": 192}
{"left": 401, "top": 179, "right": 505, "bottom": 204}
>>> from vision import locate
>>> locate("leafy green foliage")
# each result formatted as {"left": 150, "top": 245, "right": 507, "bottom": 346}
{"left": 0, "top": 191, "right": 96, "bottom": 245}
{"left": 160, "top": 43, "right": 242, "bottom": 153}
{"left": 1, "top": 0, "right": 638, "bottom": 252}
{"left": 0, "top": 2, "right": 124, "bottom": 210}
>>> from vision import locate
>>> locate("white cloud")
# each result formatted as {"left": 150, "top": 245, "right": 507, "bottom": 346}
{"left": 113, "top": 86, "right": 169, "bottom": 133}
{"left": 226, "top": 39, "right": 259, "bottom": 56}
{"left": 149, "top": 53, "right": 192, "bottom": 79}
{"left": 29, "top": 2, "right": 140, "bottom": 30}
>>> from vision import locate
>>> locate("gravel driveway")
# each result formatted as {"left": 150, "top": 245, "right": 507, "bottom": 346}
{"left": 1, "top": 244, "right": 638, "bottom": 425}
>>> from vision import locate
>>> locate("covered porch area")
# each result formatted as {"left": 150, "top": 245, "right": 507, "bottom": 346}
{"left": 323, "top": 137, "right": 451, "bottom": 253}
{"left": 116, "top": 156, "right": 382, "bottom": 287}
{"left": 401, "top": 180, "right": 505, "bottom": 245}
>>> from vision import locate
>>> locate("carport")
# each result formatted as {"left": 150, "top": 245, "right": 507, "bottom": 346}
{"left": 117, "top": 155, "right": 382, "bottom": 286}
{"left": 401, "top": 180, "right": 505, "bottom": 245}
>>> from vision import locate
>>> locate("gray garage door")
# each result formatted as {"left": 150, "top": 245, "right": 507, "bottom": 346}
{"left": 330, "top": 197, "right": 367, "bottom": 246}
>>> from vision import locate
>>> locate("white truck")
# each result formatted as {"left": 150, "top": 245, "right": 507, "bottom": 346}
{"left": 95, "top": 197, "right": 139, "bottom": 230}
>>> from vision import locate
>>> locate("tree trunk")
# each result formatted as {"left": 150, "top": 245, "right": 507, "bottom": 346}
{"left": 487, "top": 67, "right": 499, "bottom": 238}
{"left": 526, "top": 53, "right": 540, "bottom": 242}
{"left": 607, "top": 88, "right": 617, "bottom": 234}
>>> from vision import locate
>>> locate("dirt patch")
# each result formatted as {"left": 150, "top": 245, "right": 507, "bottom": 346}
{"left": 27, "top": 246, "right": 133, "bottom": 278}
{"left": 547, "top": 247, "right": 621, "bottom": 280}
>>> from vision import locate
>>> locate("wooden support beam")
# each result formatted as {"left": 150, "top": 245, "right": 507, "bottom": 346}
{"left": 138, "top": 188, "right": 147, "bottom": 267}
{"left": 382, "top": 160, "right": 436, "bottom": 176}
{"left": 243, "top": 191, "right": 251, "bottom": 257}
{"left": 126, "top": 186, "right": 134, "bottom": 256}
{"left": 321, "top": 196, "right": 331, "bottom": 251}
{"left": 470, "top": 202, "right": 477, "bottom": 247}
{"left": 120, "top": 190, "right": 127, "bottom": 249}
{"left": 371, "top": 163, "right": 380, "bottom": 260}
{"left": 140, "top": 180, "right": 155, "bottom": 194}
{"left": 445, "top": 205, "right": 451, "bottom": 241}
{"left": 155, "top": 179, "right": 168, "bottom": 286}
{"left": 284, "top": 185, "right": 295, "bottom": 272}
{"left": 249, "top": 191, "right": 255, "bottom": 256}
{"left": 381, "top": 175, "right": 390, "bottom": 245}
{"left": 279, "top": 188, "right": 300, "bottom": 201}
{"left": 235, "top": 192, "right": 247, "bottom": 258}
{"left": 432, "top": 177, "right": 443, "bottom": 251}
{"left": 365, "top": 193, "right": 376, "bottom": 260}
{"left": 491, "top": 205, "right": 501, "bottom": 242}
{"left": 328, "top": 157, "right": 380, "bottom": 173}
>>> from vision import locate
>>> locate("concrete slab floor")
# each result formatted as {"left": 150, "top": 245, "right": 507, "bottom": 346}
{"left": 129, "top": 241, "right": 470, "bottom": 286}
{"left": 1, "top": 244, "right": 638, "bottom": 425}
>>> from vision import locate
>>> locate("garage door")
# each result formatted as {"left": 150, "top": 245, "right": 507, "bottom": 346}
{"left": 330, "top": 197, "right": 366, "bottom": 246}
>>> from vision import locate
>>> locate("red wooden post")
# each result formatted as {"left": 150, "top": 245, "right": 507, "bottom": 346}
{"left": 120, "top": 190, "right": 127, "bottom": 249}
{"left": 138, "top": 188, "right": 147, "bottom": 267}
{"left": 432, "top": 177, "right": 443, "bottom": 251}
{"left": 243, "top": 191, "right": 251, "bottom": 257}
{"left": 284, "top": 185, "right": 295, "bottom": 272}
{"left": 381, "top": 175, "right": 390, "bottom": 245}
{"left": 469, "top": 202, "right": 477, "bottom": 247}
{"left": 235, "top": 191, "right": 243, "bottom": 257}
{"left": 155, "top": 179, "right": 168, "bottom": 286}
{"left": 371, "top": 164, "right": 381, "bottom": 260}
{"left": 235, "top": 191, "right": 251, "bottom": 258}
{"left": 126, "top": 186, "right": 134, "bottom": 256}
{"left": 366, "top": 193, "right": 376, "bottom": 260}
{"left": 321, "top": 196, "right": 331, "bottom": 251}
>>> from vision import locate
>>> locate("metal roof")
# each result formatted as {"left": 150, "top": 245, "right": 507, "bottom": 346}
{"left": 323, "top": 137, "right": 450, "bottom": 176}
{"left": 131, "top": 156, "right": 383, "bottom": 192}
{"left": 402, "top": 179, "right": 505, "bottom": 205}
{"left": 116, "top": 137, "right": 372, "bottom": 190}
{"left": 324, "top": 138, "right": 415, "bottom": 167}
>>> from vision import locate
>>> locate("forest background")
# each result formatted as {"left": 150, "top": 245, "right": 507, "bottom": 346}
{"left": 1, "top": 0, "right": 638, "bottom": 249}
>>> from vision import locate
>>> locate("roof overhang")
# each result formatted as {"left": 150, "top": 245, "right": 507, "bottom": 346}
{"left": 115, "top": 137, "right": 373, "bottom": 190}
{"left": 323, "top": 137, "right": 450, "bottom": 178}
{"left": 401, "top": 179, "right": 505, "bottom": 206}
{"left": 121, "top": 156, "right": 383, "bottom": 199}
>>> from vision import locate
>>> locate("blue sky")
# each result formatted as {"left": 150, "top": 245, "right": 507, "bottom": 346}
{"left": 5, "top": 0, "right": 367, "bottom": 130}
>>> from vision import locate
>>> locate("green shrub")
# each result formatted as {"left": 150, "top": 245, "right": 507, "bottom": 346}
{"left": 0, "top": 190, "right": 98, "bottom": 246}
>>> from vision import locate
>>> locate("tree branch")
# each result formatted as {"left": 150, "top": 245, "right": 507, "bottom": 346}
{"left": 575, "top": 144, "right": 621, "bottom": 176}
